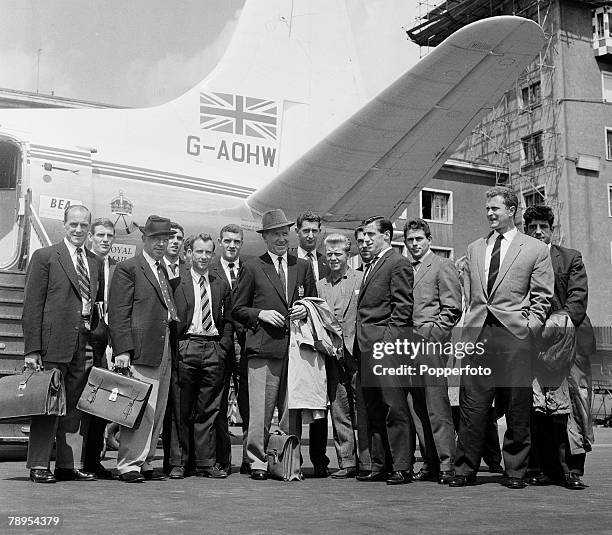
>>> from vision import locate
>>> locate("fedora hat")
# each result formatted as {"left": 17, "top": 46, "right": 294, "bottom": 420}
{"left": 257, "top": 209, "right": 294, "bottom": 233}
{"left": 138, "top": 215, "right": 172, "bottom": 237}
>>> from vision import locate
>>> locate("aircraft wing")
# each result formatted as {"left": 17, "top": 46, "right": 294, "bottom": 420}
{"left": 246, "top": 16, "right": 546, "bottom": 227}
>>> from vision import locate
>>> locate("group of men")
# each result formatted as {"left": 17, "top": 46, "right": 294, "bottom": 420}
{"left": 22, "top": 185, "right": 594, "bottom": 490}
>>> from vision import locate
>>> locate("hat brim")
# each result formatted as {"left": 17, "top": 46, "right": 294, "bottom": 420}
{"left": 138, "top": 225, "right": 172, "bottom": 237}
{"left": 256, "top": 221, "right": 294, "bottom": 234}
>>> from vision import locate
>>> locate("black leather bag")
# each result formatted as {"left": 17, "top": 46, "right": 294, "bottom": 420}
{"left": 77, "top": 367, "right": 152, "bottom": 429}
{"left": 266, "top": 431, "right": 302, "bottom": 481}
{"left": 0, "top": 369, "right": 66, "bottom": 421}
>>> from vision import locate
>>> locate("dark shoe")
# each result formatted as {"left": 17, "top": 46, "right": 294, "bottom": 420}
{"left": 412, "top": 468, "right": 438, "bottom": 482}
{"left": 448, "top": 474, "right": 477, "bottom": 487}
{"left": 526, "top": 472, "right": 552, "bottom": 486}
{"left": 119, "top": 471, "right": 145, "bottom": 483}
{"left": 356, "top": 471, "right": 387, "bottom": 482}
{"left": 487, "top": 464, "right": 504, "bottom": 474}
{"left": 29, "top": 469, "right": 56, "bottom": 484}
{"left": 564, "top": 473, "right": 587, "bottom": 490}
{"left": 386, "top": 470, "right": 412, "bottom": 485}
{"left": 142, "top": 469, "right": 166, "bottom": 481}
{"left": 85, "top": 463, "right": 114, "bottom": 480}
{"left": 438, "top": 470, "right": 453, "bottom": 485}
{"left": 169, "top": 466, "right": 185, "bottom": 479}
{"left": 239, "top": 462, "right": 252, "bottom": 475}
{"left": 504, "top": 477, "right": 526, "bottom": 489}
{"left": 195, "top": 466, "right": 228, "bottom": 479}
{"left": 54, "top": 468, "right": 96, "bottom": 481}
{"left": 331, "top": 467, "right": 357, "bottom": 479}
{"left": 312, "top": 465, "right": 330, "bottom": 478}
{"left": 216, "top": 462, "right": 232, "bottom": 477}
{"left": 250, "top": 469, "right": 267, "bottom": 481}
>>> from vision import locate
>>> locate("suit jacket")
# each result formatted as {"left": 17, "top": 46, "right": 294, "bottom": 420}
{"left": 412, "top": 252, "right": 462, "bottom": 343}
{"left": 232, "top": 252, "right": 316, "bottom": 360}
{"left": 463, "top": 230, "right": 554, "bottom": 342}
{"left": 22, "top": 240, "right": 103, "bottom": 363}
{"left": 550, "top": 244, "right": 595, "bottom": 354}
{"left": 173, "top": 265, "right": 233, "bottom": 355}
{"left": 90, "top": 255, "right": 117, "bottom": 351}
{"left": 356, "top": 248, "right": 413, "bottom": 358}
{"left": 108, "top": 253, "right": 175, "bottom": 367}
{"left": 289, "top": 247, "right": 330, "bottom": 281}
{"left": 317, "top": 268, "right": 362, "bottom": 357}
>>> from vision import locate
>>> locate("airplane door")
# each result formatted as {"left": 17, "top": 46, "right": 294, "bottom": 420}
{"left": 0, "top": 139, "right": 22, "bottom": 268}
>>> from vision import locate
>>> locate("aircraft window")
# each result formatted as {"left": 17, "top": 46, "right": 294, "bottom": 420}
{"left": 0, "top": 142, "right": 20, "bottom": 189}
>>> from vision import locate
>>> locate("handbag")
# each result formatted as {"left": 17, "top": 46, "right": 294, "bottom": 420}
{"left": 266, "top": 430, "right": 302, "bottom": 481}
{"left": 77, "top": 366, "right": 152, "bottom": 429}
{"left": 0, "top": 369, "right": 66, "bottom": 421}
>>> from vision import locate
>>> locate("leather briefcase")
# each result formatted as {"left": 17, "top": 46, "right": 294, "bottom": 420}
{"left": 0, "top": 369, "right": 66, "bottom": 421}
{"left": 77, "top": 367, "right": 152, "bottom": 429}
{"left": 266, "top": 431, "right": 302, "bottom": 481}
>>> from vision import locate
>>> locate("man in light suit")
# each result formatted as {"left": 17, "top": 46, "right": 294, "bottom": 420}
{"left": 404, "top": 218, "right": 462, "bottom": 485}
{"left": 168, "top": 233, "right": 233, "bottom": 479}
{"left": 354, "top": 216, "right": 415, "bottom": 485}
{"left": 109, "top": 215, "right": 177, "bottom": 483}
{"left": 23, "top": 204, "right": 102, "bottom": 483}
{"left": 450, "top": 187, "right": 554, "bottom": 489}
{"left": 232, "top": 209, "right": 317, "bottom": 481}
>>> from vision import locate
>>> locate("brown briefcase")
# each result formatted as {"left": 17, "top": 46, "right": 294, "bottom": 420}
{"left": 0, "top": 369, "right": 66, "bottom": 421}
{"left": 77, "top": 367, "right": 152, "bottom": 429}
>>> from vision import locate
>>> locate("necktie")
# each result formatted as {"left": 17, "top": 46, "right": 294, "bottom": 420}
{"left": 306, "top": 252, "right": 316, "bottom": 278}
{"left": 76, "top": 248, "right": 90, "bottom": 305}
{"left": 199, "top": 276, "right": 214, "bottom": 333}
{"left": 361, "top": 258, "right": 375, "bottom": 288}
{"left": 412, "top": 260, "right": 420, "bottom": 273}
{"left": 156, "top": 262, "right": 179, "bottom": 321}
{"left": 487, "top": 234, "right": 503, "bottom": 295}
{"left": 227, "top": 262, "right": 237, "bottom": 289}
{"left": 169, "top": 263, "right": 178, "bottom": 276}
{"left": 277, "top": 256, "right": 287, "bottom": 301}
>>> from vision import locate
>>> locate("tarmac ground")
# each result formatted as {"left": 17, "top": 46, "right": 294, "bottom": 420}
{"left": 1, "top": 424, "right": 611, "bottom": 535}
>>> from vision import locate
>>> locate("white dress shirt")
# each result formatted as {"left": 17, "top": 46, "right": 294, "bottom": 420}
{"left": 164, "top": 256, "right": 180, "bottom": 279}
{"left": 267, "top": 251, "right": 288, "bottom": 290}
{"left": 297, "top": 246, "right": 319, "bottom": 281}
{"left": 220, "top": 256, "right": 240, "bottom": 287}
{"left": 484, "top": 227, "right": 518, "bottom": 280}
{"left": 187, "top": 268, "right": 219, "bottom": 336}
{"left": 64, "top": 238, "right": 91, "bottom": 315}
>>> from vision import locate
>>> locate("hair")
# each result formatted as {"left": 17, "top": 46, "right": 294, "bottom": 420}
{"left": 170, "top": 222, "right": 184, "bottom": 236}
{"left": 361, "top": 216, "right": 393, "bottom": 240}
{"left": 324, "top": 233, "right": 351, "bottom": 253}
{"left": 485, "top": 186, "right": 519, "bottom": 213}
{"left": 523, "top": 204, "right": 554, "bottom": 228}
{"left": 454, "top": 255, "right": 468, "bottom": 288}
{"left": 184, "top": 233, "right": 215, "bottom": 252}
{"left": 90, "top": 217, "right": 115, "bottom": 234}
{"left": 403, "top": 218, "right": 431, "bottom": 240}
{"left": 296, "top": 210, "right": 321, "bottom": 229}
{"left": 354, "top": 225, "right": 364, "bottom": 240}
{"left": 219, "top": 223, "right": 243, "bottom": 239}
{"left": 63, "top": 204, "right": 91, "bottom": 223}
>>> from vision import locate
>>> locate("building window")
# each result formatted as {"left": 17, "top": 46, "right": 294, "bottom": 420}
{"left": 421, "top": 188, "right": 452, "bottom": 223}
{"left": 606, "top": 129, "right": 612, "bottom": 160}
{"left": 523, "top": 185, "right": 546, "bottom": 208}
{"left": 520, "top": 81, "right": 541, "bottom": 108}
{"left": 521, "top": 132, "right": 544, "bottom": 167}
{"left": 603, "top": 73, "right": 612, "bottom": 102}
{"left": 431, "top": 246, "right": 453, "bottom": 259}
{"left": 608, "top": 184, "right": 612, "bottom": 217}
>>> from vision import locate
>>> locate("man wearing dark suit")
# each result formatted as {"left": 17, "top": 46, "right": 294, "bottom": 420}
{"left": 404, "top": 218, "right": 462, "bottom": 485}
{"left": 209, "top": 223, "right": 250, "bottom": 475}
{"left": 523, "top": 205, "right": 595, "bottom": 490}
{"left": 168, "top": 234, "right": 233, "bottom": 479}
{"left": 109, "top": 215, "right": 177, "bottom": 483}
{"left": 83, "top": 217, "right": 117, "bottom": 479}
{"left": 290, "top": 210, "right": 331, "bottom": 477}
{"left": 164, "top": 222, "right": 185, "bottom": 281}
{"left": 23, "top": 204, "right": 102, "bottom": 483}
{"left": 354, "top": 216, "right": 415, "bottom": 485}
{"left": 450, "top": 187, "right": 554, "bottom": 489}
{"left": 232, "top": 209, "right": 316, "bottom": 481}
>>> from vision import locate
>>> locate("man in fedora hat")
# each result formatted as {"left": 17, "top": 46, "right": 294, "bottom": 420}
{"left": 232, "top": 209, "right": 317, "bottom": 480}
{"left": 109, "top": 215, "right": 179, "bottom": 482}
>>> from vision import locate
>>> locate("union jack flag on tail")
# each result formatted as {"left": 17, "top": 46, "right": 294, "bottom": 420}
{"left": 199, "top": 92, "right": 278, "bottom": 140}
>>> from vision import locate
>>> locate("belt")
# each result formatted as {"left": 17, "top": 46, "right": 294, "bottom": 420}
{"left": 181, "top": 334, "right": 220, "bottom": 341}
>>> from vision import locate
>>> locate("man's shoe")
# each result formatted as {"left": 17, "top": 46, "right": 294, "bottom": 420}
{"left": 312, "top": 465, "right": 330, "bottom": 478}
{"left": 195, "top": 466, "right": 228, "bottom": 479}
{"left": 169, "top": 466, "right": 185, "bottom": 479}
{"left": 504, "top": 477, "right": 526, "bottom": 489}
{"left": 250, "top": 469, "right": 267, "bottom": 481}
{"left": 438, "top": 470, "right": 453, "bottom": 485}
{"left": 84, "top": 464, "right": 114, "bottom": 480}
{"left": 29, "top": 469, "right": 56, "bottom": 484}
{"left": 142, "top": 469, "right": 166, "bottom": 481}
{"left": 448, "top": 474, "right": 477, "bottom": 487}
{"left": 526, "top": 472, "right": 552, "bottom": 486}
{"left": 216, "top": 463, "right": 232, "bottom": 477}
{"left": 487, "top": 464, "right": 504, "bottom": 474}
{"left": 386, "top": 470, "right": 412, "bottom": 485}
{"left": 412, "top": 468, "right": 438, "bottom": 482}
{"left": 239, "top": 462, "right": 252, "bottom": 475}
{"left": 54, "top": 468, "right": 96, "bottom": 481}
{"left": 119, "top": 471, "right": 145, "bottom": 483}
{"left": 331, "top": 467, "right": 357, "bottom": 479}
{"left": 356, "top": 471, "right": 387, "bottom": 482}
{"left": 564, "top": 473, "right": 587, "bottom": 490}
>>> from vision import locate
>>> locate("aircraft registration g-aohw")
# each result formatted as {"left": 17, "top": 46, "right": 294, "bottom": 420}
{"left": 0, "top": 0, "right": 545, "bottom": 266}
